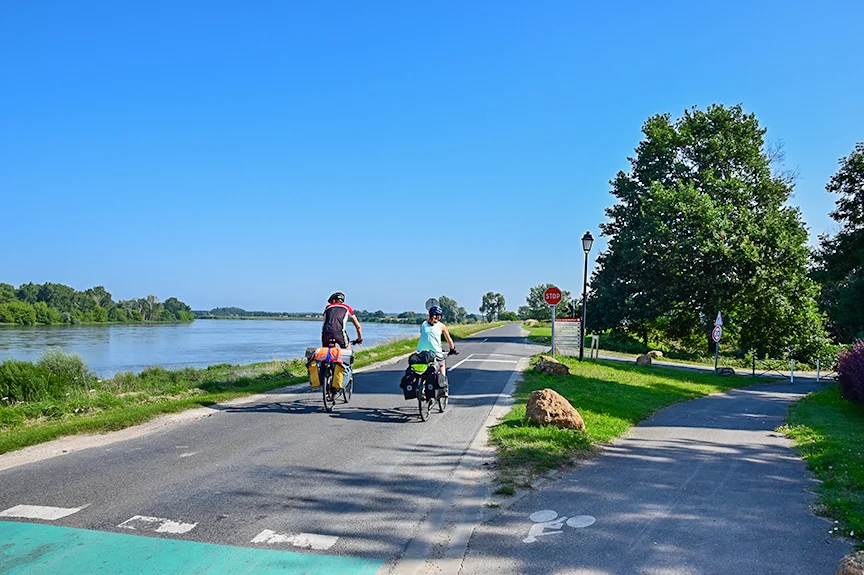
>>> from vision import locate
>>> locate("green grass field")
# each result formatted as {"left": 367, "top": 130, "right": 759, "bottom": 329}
{"left": 780, "top": 385, "right": 864, "bottom": 545}
{"left": 488, "top": 355, "right": 746, "bottom": 495}
{"left": 0, "top": 322, "right": 503, "bottom": 454}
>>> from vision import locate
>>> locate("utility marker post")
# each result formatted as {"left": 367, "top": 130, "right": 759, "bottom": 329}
{"left": 544, "top": 287, "right": 562, "bottom": 358}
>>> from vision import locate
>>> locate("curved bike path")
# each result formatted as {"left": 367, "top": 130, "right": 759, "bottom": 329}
{"left": 461, "top": 378, "right": 851, "bottom": 574}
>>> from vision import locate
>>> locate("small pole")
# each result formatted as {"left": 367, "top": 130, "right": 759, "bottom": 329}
{"left": 551, "top": 305, "right": 556, "bottom": 358}
{"left": 752, "top": 354, "right": 755, "bottom": 377}
{"left": 817, "top": 359, "right": 821, "bottom": 383}
{"left": 790, "top": 358, "right": 795, "bottom": 384}
{"left": 714, "top": 340, "right": 719, "bottom": 375}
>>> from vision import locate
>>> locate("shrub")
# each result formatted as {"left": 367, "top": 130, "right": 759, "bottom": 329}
{"left": 838, "top": 340, "right": 864, "bottom": 406}
{"left": 38, "top": 349, "right": 92, "bottom": 393}
{"left": 0, "top": 360, "right": 51, "bottom": 402}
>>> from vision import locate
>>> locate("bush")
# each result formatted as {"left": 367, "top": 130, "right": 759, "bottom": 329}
{"left": 838, "top": 340, "right": 864, "bottom": 406}
{"left": 38, "top": 349, "right": 92, "bottom": 392}
{"left": 499, "top": 311, "right": 520, "bottom": 321}
{"left": 0, "top": 360, "right": 50, "bottom": 402}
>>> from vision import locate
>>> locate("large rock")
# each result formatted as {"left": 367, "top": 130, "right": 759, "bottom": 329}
{"left": 536, "top": 361, "right": 570, "bottom": 376}
{"left": 636, "top": 354, "right": 652, "bottom": 366}
{"left": 525, "top": 388, "right": 586, "bottom": 432}
{"left": 836, "top": 551, "right": 864, "bottom": 575}
{"left": 647, "top": 350, "right": 664, "bottom": 358}
{"left": 716, "top": 367, "right": 736, "bottom": 377}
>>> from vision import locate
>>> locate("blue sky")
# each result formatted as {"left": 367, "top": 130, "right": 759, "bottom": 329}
{"left": 2, "top": 1, "right": 862, "bottom": 313}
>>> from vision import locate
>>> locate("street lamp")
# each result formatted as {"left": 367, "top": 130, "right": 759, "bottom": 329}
{"left": 579, "top": 231, "right": 594, "bottom": 361}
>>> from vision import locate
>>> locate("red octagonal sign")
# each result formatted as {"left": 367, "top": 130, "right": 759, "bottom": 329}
{"left": 544, "top": 287, "right": 562, "bottom": 306}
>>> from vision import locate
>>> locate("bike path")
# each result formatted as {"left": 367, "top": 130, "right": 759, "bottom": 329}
{"left": 0, "top": 324, "right": 538, "bottom": 574}
{"left": 460, "top": 378, "right": 851, "bottom": 574}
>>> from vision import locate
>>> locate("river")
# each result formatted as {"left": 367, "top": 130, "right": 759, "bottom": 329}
{"left": 0, "top": 320, "right": 419, "bottom": 377}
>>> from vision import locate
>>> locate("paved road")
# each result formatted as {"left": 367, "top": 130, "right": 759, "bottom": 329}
{"left": 460, "top": 378, "right": 851, "bottom": 574}
{"left": 0, "top": 323, "right": 538, "bottom": 574}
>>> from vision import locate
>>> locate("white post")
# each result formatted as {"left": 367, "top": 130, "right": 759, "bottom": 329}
{"left": 790, "top": 358, "right": 795, "bottom": 384}
{"left": 817, "top": 359, "right": 821, "bottom": 383}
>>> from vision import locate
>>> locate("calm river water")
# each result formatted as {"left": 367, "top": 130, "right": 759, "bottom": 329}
{"left": 0, "top": 320, "right": 418, "bottom": 377}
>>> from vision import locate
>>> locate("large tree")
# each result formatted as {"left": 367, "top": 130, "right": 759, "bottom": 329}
{"left": 480, "top": 292, "right": 506, "bottom": 322}
{"left": 815, "top": 142, "right": 864, "bottom": 342}
{"left": 438, "top": 295, "right": 467, "bottom": 324}
{"left": 589, "top": 104, "right": 827, "bottom": 359}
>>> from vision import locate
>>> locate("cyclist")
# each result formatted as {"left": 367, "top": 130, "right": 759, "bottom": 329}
{"left": 322, "top": 292, "right": 363, "bottom": 348}
{"left": 417, "top": 305, "right": 457, "bottom": 377}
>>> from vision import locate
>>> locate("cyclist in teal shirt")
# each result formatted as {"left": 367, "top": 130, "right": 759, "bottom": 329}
{"left": 417, "top": 305, "right": 457, "bottom": 377}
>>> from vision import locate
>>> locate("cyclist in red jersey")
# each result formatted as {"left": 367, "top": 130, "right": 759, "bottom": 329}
{"left": 322, "top": 292, "right": 363, "bottom": 348}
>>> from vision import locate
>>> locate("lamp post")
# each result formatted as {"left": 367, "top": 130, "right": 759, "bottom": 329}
{"left": 579, "top": 231, "right": 594, "bottom": 361}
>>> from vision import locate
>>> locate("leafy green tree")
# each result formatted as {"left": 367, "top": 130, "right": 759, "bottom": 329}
{"left": 589, "top": 104, "right": 827, "bottom": 358}
{"left": 499, "top": 311, "right": 520, "bottom": 321}
{"left": 438, "top": 296, "right": 467, "bottom": 324}
{"left": 0, "top": 283, "right": 15, "bottom": 304}
{"left": 522, "top": 284, "right": 573, "bottom": 321}
{"left": 163, "top": 297, "right": 192, "bottom": 319}
{"left": 0, "top": 301, "right": 37, "bottom": 325}
{"left": 815, "top": 142, "right": 864, "bottom": 342}
{"left": 108, "top": 307, "right": 128, "bottom": 322}
{"left": 38, "top": 283, "right": 77, "bottom": 313}
{"left": 15, "top": 283, "right": 39, "bottom": 304}
{"left": 85, "top": 286, "right": 114, "bottom": 310}
{"left": 90, "top": 306, "right": 109, "bottom": 322}
{"left": 480, "top": 292, "right": 506, "bottom": 322}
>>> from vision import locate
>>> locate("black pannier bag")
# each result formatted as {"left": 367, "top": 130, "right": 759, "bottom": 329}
{"left": 408, "top": 350, "right": 437, "bottom": 365}
{"left": 400, "top": 370, "right": 418, "bottom": 400}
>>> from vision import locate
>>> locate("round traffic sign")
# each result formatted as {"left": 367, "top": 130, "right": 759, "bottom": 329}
{"left": 711, "top": 325, "right": 722, "bottom": 343}
{"left": 544, "top": 287, "right": 562, "bottom": 306}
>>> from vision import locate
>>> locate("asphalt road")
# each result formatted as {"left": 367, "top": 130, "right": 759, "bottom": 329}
{"left": 460, "top": 378, "right": 852, "bottom": 575}
{"left": 0, "top": 323, "right": 538, "bottom": 574}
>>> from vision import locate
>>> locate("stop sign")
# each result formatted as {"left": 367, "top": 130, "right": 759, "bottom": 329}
{"left": 544, "top": 287, "right": 562, "bottom": 306}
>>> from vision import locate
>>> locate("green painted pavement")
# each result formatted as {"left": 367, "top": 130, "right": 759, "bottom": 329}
{"left": 0, "top": 520, "right": 383, "bottom": 574}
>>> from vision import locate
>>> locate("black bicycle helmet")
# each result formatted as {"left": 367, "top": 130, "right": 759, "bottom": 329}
{"left": 429, "top": 305, "right": 443, "bottom": 317}
{"left": 328, "top": 292, "right": 345, "bottom": 304}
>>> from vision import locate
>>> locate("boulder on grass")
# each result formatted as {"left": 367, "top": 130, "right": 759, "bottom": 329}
{"left": 539, "top": 355, "right": 557, "bottom": 363}
{"left": 526, "top": 388, "right": 585, "bottom": 432}
{"left": 647, "top": 350, "right": 664, "bottom": 359}
{"left": 717, "top": 367, "right": 736, "bottom": 377}
{"left": 836, "top": 551, "right": 864, "bottom": 575}
{"left": 636, "top": 354, "right": 652, "bottom": 366}
{"left": 536, "top": 361, "right": 570, "bottom": 376}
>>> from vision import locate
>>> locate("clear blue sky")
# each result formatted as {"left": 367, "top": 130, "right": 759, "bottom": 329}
{"left": 2, "top": 1, "right": 862, "bottom": 313}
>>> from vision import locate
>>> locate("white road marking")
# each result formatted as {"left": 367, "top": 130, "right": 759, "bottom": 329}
{"left": 251, "top": 529, "right": 339, "bottom": 550}
{"left": 118, "top": 515, "right": 197, "bottom": 534}
{"left": 0, "top": 504, "right": 83, "bottom": 521}
{"left": 460, "top": 359, "right": 519, "bottom": 364}
{"left": 178, "top": 452, "right": 197, "bottom": 458}
{"left": 448, "top": 354, "right": 474, "bottom": 371}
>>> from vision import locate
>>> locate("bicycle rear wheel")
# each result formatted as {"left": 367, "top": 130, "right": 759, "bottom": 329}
{"left": 418, "top": 386, "right": 430, "bottom": 422}
{"left": 437, "top": 393, "right": 448, "bottom": 413}
{"left": 322, "top": 368, "right": 335, "bottom": 413}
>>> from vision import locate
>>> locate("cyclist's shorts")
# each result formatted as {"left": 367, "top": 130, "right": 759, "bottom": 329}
{"left": 322, "top": 329, "right": 348, "bottom": 348}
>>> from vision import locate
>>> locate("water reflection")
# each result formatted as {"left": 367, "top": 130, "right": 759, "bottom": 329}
{"left": 0, "top": 320, "right": 417, "bottom": 377}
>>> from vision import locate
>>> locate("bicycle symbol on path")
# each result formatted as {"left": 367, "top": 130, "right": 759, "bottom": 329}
{"left": 523, "top": 509, "right": 596, "bottom": 543}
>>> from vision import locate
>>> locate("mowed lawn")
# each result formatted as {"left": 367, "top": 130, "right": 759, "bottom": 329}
{"left": 488, "top": 356, "right": 747, "bottom": 494}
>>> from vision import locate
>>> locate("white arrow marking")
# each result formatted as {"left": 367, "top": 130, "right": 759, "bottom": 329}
{"left": 251, "top": 529, "right": 339, "bottom": 550}
{"left": 0, "top": 504, "right": 83, "bottom": 521}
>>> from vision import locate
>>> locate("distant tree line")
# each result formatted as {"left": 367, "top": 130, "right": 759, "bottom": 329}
{"left": 0, "top": 282, "right": 193, "bottom": 325}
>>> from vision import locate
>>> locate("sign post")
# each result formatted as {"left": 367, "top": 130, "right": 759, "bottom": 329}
{"left": 544, "top": 287, "right": 562, "bottom": 357}
{"left": 712, "top": 312, "right": 723, "bottom": 375}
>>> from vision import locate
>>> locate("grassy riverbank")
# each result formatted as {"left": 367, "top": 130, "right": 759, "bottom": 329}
{"left": 780, "top": 385, "right": 864, "bottom": 545}
{"left": 488, "top": 355, "right": 747, "bottom": 495}
{"left": 0, "top": 322, "right": 504, "bottom": 455}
